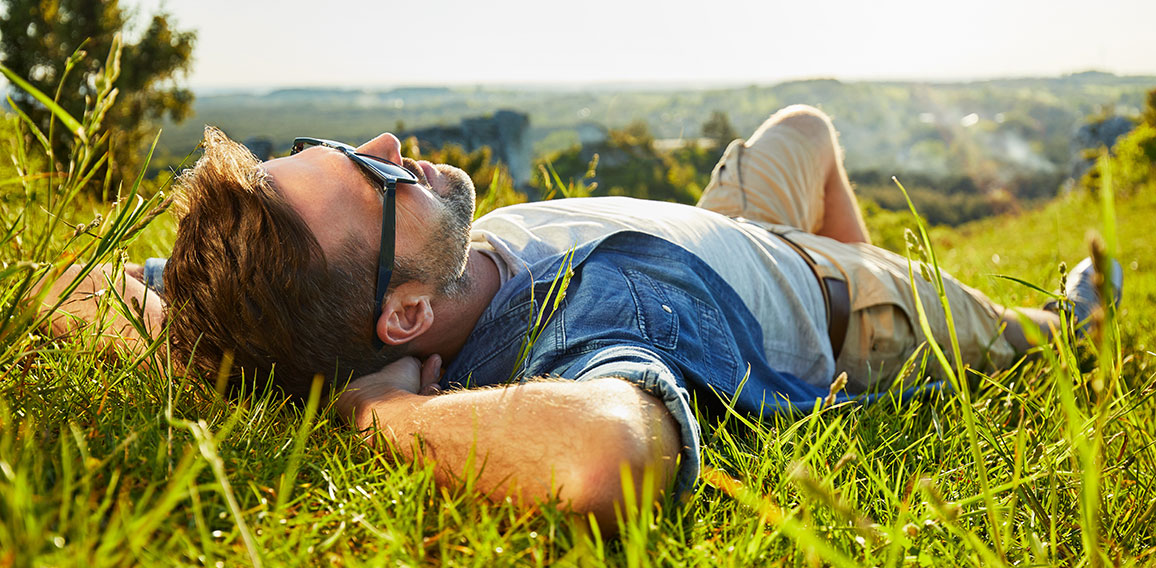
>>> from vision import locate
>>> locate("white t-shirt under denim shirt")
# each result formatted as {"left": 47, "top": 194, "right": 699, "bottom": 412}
{"left": 144, "top": 197, "right": 834, "bottom": 386}
{"left": 470, "top": 196, "right": 834, "bottom": 387}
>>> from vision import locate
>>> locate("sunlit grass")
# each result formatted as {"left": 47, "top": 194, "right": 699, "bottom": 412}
{"left": 2, "top": 48, "right": 1155, "bottom": 565}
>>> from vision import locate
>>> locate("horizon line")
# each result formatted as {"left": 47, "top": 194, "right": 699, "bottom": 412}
{"left": 186, "top": 69, "right": 1156, "bottom": 95}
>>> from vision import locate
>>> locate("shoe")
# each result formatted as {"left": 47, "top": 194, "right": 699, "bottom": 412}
{"left": 1044, "top": 257, "right": 1123, "bottom": 336}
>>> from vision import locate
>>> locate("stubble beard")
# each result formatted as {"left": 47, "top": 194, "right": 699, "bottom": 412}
{"left": 396, "top": 161, "right": 476, "bottom": 298}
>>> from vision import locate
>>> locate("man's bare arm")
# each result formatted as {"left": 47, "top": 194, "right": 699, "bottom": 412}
{"left": 33, "top": 263, "right": 166, "bottom": 357}
{"left": 334, "top": 357, "right": 682, "bottom": 528}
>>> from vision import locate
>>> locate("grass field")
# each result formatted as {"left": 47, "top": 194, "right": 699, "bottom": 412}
{"left": 2, "top": 76, "right": 1155, "bottom": 565}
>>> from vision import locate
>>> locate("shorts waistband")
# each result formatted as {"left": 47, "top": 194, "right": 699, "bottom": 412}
{"left": 767, "top": 231, "right": 850, "bottom": 360}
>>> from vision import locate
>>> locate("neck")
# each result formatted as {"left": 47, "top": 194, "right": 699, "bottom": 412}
{"left": 410, "top": 247, "right": 500, "bottom": 362}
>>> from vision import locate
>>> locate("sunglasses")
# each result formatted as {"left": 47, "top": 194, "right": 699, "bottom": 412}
{"left": 290, "top": 137, "right": 419, "bottom": 347}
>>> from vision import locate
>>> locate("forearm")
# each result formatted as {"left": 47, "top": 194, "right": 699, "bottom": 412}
{"left": 34, "top": 263, "right": 166, "bottom": 357}
{"left": 348, "top": 377, "right": 681, "bottom": 526}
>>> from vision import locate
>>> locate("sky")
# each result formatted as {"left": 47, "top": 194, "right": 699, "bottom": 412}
{"left": 131, "top": 0, "right": 1156, "bottom": 90}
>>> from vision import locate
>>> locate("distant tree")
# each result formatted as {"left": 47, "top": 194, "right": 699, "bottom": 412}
{"left": 400, "top": 136, "right": 521, "bottom": 205}
{"left": 611, "top": 120, "right": 656, "bottom": 150}
{"left": 701, "top": 110, "right": 738, "bottom": 151}
{"left": 539, "top": 120, "right": 703, "bottom": 204}
{"left": 0, "top": 0, "right": 196, "bottom": 195}
{"left": 1080, "top": 90, "right": 1156, "bottom": 196}
{"left": 1143, "top": 89, "right": 1156, "bottom": 127}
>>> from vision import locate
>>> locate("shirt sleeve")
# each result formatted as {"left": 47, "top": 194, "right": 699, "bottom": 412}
{"left": 566, "top": 345, "right": 702, "bottom": 499}
{"left": 143, "top": 257, "right": 168, "bottom": 296}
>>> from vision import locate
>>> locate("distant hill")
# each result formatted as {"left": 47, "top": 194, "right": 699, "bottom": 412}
{"left": 155, "top": 73, "right": 1155, "bottom": 196}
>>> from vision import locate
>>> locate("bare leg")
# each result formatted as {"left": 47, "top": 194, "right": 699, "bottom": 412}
{"left": 771, "top": 107, "right": 871, "bottom": 244}
{"left": 819, "top": 148, "right": 872, "bottom": 244}
{"left": 997, "top": 306, "right": 1060, "bottom": 353}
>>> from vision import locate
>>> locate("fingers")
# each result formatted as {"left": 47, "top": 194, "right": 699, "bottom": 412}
{"left": 340, "top": 358, "right": 413, "bottom": 397}
{"left": 334, "top": 357, "right": 418, "bottom": 424}
{"left": 420, "top": 354, "right": 443, "bottom": 395}
{"left": 335, "top": 355, "right": 430, "bottom": 429}
{"left": 387, "top": 356, "right": 422, "bottom": 379}
{"left": 337, "top": 354, "right": 442, "bottom": 421}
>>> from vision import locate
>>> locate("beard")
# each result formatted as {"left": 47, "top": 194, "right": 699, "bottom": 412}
{"left": 394, "top": 160, "right": 476, "bottom": 297}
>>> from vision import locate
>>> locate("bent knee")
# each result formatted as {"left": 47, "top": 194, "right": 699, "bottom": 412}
{"left": 752, "top": 105, "right": 838, "bottom": 150}
{"left": 749, "top": 104, "right": 840, "bottom": 168}
{"left": 770, "top": 105, "right": 836, "bottom": 138}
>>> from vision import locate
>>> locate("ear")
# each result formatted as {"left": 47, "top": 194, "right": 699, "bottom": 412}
{"left": 375, "top": 283, "right": 435, "bottom": 346}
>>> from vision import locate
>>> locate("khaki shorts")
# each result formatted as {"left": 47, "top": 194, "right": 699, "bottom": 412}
{"left": 697, "top": 105, "right": 1016, "bottom": 391}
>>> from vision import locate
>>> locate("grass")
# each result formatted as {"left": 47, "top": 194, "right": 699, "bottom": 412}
{"left": 2, "top": 54, "right": 1155, "bottom": 565}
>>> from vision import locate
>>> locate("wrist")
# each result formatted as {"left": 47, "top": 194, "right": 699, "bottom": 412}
{"left": 350, "top": 389, "right": 422, "bottom": 434}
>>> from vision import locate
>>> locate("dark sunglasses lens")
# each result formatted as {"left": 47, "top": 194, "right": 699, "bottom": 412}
{"left": 292, "top": 138, "right": 417, "bottom": 184}
{"left": 292, "top": 137, "right": 354, "bottom": 154}
{"left": 358, "top": 155, "right": 418, "bottom": 184}
{"left": 292, "top": 138, "right": 324, "bottom": 155}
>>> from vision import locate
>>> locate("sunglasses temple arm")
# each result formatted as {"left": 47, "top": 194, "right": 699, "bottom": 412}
{"left": 373, "top": 181, "right": 396, "bottom": 338}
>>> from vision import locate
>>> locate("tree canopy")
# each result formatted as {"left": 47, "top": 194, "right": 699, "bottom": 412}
{"left": 701, "top": 110, "right": 739, "bottom": 151}
{"left": 0, "top": 0, "right": 196, "bottom": 195}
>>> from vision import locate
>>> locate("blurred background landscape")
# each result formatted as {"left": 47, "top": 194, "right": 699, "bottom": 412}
{"left": 5, "top": 0, "right": 1154, "bottom": 234}
{"left": 150, "top": 73, "right": 1156, "bottom": 230}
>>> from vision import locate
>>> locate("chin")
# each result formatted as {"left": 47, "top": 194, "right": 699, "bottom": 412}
{"left": 436, "top": 164, "right": 477, "bottom": 218}
{"left": 437, "top": 164, "right": 475, "bottom": 195}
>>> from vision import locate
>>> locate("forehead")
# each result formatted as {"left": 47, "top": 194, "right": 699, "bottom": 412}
{"left": 262, "top": 148, "right": 380, "bottom": 256}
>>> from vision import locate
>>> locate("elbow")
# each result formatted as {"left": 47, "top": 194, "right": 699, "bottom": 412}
{"left": 563, "top": 381, "right": 682, "bottom": 528}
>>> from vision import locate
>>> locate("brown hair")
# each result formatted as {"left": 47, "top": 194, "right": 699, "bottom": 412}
{"left": 164, "top": 127, "right": 396, "bottom": 400}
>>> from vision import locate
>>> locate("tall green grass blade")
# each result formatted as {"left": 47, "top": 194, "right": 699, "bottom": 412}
{"left": 508, "top": 248, "right": 575, "bottom": 383}
{"left": 4, "top": 95, "right": 51, "bottom": 151}
{"left": 0, "top": 64, "right": 85, "bottom": 141}
{"left": 989, "top": 274, "right": 1062, "bottom": 299}
{"left": 276, "top": 375, "right": 325, "bottom": 513}
{"left": 893, "top": 176, "right": 1007, "bottom": 562}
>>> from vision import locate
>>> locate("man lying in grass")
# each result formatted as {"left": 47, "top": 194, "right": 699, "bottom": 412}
{"left": 41, "top": 105, "right": 1120, "bottom": 527}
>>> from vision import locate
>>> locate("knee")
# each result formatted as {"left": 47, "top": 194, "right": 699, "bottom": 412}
{"left": 771, "top": 105, "right": 837, "bottom": 142}
{"left": 749, "top": 105, "right": 841, "bottom": 169}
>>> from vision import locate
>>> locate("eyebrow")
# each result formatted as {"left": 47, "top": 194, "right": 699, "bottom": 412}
{"left": 353, "top": 165, "right": 380, "bottom": 192}
{"left": 320, "top": 145, "right": 385, "bottom": 193}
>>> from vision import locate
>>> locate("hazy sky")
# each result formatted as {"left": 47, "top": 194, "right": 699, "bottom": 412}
{"left": 133, "top": 0, "right": 1156, "bottom": 89}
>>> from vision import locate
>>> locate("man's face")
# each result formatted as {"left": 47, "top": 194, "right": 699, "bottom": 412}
{"left": 264, "top": 133, "right": 476, "bottom": 294}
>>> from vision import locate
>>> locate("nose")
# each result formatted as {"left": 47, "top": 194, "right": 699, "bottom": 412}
{"left": 356, "top": 133, "right": 404, "bottom": 164}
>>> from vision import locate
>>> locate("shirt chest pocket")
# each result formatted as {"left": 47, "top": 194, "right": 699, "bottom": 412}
{"left": 622, "top": 268, "right": 680, "bottom": 349}
{"left": 621, "top": 268, "right": 741, "bottom": 391}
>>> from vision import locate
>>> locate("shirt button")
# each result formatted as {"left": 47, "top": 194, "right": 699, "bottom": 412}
{"left": 661, "top": 304, "right": 672, "bottom": 313}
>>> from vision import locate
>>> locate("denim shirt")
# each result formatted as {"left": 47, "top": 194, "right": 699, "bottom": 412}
{"left": 441, "top": 231, "right": 858, "bottom": 493}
